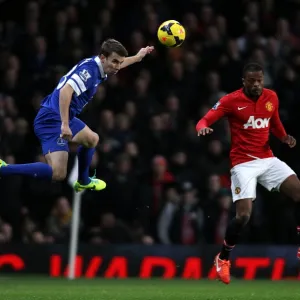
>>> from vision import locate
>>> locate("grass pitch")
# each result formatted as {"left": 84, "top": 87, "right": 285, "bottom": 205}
{"left": 1, "top": 277, "right": 300, "bottom": 300}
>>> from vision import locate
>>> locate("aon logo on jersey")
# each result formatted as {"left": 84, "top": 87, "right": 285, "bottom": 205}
{"left": 244, "top": 116, "right": 270, "bottom": 129}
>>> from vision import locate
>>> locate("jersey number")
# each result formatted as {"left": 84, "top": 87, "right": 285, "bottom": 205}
{"left": 56, "top": 58, "right": 92, "bottom": 90}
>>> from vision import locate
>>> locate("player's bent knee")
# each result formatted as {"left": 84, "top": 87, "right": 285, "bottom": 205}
{"left": 235, "top": 214, "right": 251, "bottom": 226}
{"left": 86, "top": 132, "right": 99, "bottom": 148}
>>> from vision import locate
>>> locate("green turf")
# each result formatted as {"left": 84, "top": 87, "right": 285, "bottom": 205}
{"left": 0, "top": 277, "right": 300, "bottom": 300}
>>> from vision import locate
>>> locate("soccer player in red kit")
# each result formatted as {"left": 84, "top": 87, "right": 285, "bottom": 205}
{"left": 196, "top": 63, "right": 300, "bottom": 284}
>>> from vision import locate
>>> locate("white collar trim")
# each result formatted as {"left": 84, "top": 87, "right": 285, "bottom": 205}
{"left": 94, "top": 56, "right": 106, "bottom": 78}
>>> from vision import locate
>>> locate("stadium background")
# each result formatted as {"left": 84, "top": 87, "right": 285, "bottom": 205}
{"left": 1, "top": 0, "right": 300, "bottom": 281}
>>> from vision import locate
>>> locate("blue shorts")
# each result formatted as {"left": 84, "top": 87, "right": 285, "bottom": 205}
{"left": 34, "top": 107, "right": 86, "bottom": 155}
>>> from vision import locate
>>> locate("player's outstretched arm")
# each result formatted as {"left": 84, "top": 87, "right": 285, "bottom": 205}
{"left": 195, "top": 100, "right": 228, "bottom": 137}
{"left": 196, "top": 113, "right": 215, "bottom": 136}
{"left": 59, "top": 83, "right": 74, "bottom": 141}
{"left": 270, "top": 100, "right": 296, "bottom": 148}
{"left": 120, "top": 46, "right": 154, "bottom": 69}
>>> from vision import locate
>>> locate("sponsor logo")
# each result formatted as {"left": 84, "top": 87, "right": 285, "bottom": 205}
{"left": 243, "top": 116, "right": 270, "bottom": 129}
{"left": 238, "top": 106, "right": 247, "bottom": 110}
{"left": 79, "top": 69, "right": 91, "bottom": 82}
{"left": 215, "top": 257, "right": 221, "bottom": 272}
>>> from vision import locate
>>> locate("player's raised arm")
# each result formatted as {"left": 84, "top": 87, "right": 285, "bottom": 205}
{"left": 196, "top": 97, "right": 231, "bottom": 136}
{"left": 270, "top": 95, "right": 296, "bottom": 148}
{"left": 120, "top": 46, "right": 154, "bottom": 69}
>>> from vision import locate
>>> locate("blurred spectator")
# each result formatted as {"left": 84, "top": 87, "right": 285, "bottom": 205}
{"left": 130, "top": 220, "right": 155, "bottom": 245}
{"left": 89, "top": 212, "right": 133, "bottom": 244}
{"left": 179, "top": 182, "right": 204, "bottom": 245}
{"left": 45, "top": 196, "right": 76, "bottom": 243}
{"left": 198, "top": 140, "right": 229, "bottom": 177}
{"left": 104, "top": 153, "right": 138, "bottom": 223}
{"left": 22, "top": 210, "right": 54, "bottom": 244}
{"left": 0, "top": 218, "right": 13, "bottom": 243}
{"left": 214, "top": 192, "right": 232, "bottom": 244}
{"left": 150, "top": 155, "right": 175, "bottom": 215}
{"left": 158, "top": 182, "right": 204, "bottom": 244}
{"left": 157, "top": 185, "right": 181, "bottom": 244}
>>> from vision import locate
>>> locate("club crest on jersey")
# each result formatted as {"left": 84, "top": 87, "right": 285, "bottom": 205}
{"left": 79, "top": 69, "right": 91, "bottom": 82}
{"left": 212, "top": 101, "right": 220, "bottom": 110}
{"left": 235, "top": 187, "right": 241, "bottom": 194}
{"left": 57, "top": 137, "right": 67, "bottom": 146}
{"left": 265, "top": 101, "right": 273, "bottom": 112}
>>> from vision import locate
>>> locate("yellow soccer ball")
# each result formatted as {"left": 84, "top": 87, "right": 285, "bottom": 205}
{"left": 157, "top": 20, "right": 186, "bottom": 47}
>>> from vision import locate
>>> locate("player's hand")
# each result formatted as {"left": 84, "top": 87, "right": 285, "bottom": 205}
{"left": 60, "top": 123, "right": 73, "bottom": 141}
{"left": 136, "top": 46, "right": 154, "bottom": 61}
{"left": 197, "top": 127, "right": 213, "bottom": 136}
{"left": 282, "top": 135, "right": 296, "bottom": 148}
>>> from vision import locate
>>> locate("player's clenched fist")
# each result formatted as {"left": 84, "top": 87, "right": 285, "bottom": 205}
{"left": 197, "top": 127, "right": 213, "bottom": 136}
{"left": 282, "top": 135, "right": 297, "bottom": 148}
{"left": 60, "top": 123, "right": 73, "bottom": 141}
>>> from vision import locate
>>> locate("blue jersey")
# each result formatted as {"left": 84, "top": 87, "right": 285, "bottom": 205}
{"left": 41, "top": 56, "right": 107, "bottom": 119}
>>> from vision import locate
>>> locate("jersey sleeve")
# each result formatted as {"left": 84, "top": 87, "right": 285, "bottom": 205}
{"left": 195, "top": 95, "right": 232, "bottom": 131}
{"left": 66, "top": 64, "right": 96, "bottom": 96}
{"left": 270, "top": 92, "right": 287, "bottom": 140}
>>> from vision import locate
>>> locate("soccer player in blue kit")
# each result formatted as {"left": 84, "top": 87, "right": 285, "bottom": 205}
{"left": 0, "top": 39, "right": 154, "bottom": 192}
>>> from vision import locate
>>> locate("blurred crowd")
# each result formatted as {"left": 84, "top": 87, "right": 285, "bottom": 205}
{"left": 0, "top": 0, "right": 300, "bottom": 246}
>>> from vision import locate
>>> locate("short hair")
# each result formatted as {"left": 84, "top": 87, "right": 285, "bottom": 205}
{"left": 100, "top": 39, "right": 128, "bottom": 57}
{"left": 243, "top": 63, "right": 264, "bottom": 77}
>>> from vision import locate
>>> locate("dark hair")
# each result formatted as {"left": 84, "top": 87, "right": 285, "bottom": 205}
{"left": 243, "top": 63, "right": 264, "bottom": 77}
{"left": 100, "top": 39, "right": 128, "bottom": 57}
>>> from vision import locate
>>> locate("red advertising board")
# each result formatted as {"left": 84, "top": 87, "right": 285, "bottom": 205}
{"left": 0, "top": 245, "right": 299, "bottom": 280}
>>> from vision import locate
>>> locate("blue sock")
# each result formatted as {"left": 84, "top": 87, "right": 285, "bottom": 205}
{"left": 0, "top": 162, "right": 52, "bottom": 180}
{"left": 77, "top": 146, "right": 95, "bottom": 185}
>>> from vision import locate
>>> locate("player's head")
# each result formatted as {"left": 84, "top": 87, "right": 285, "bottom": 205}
{"left": 100, "top": 39, "right": 128, "bottom": 75}
{"left": 242, "top": 63, "right": 264, "bottom": 97}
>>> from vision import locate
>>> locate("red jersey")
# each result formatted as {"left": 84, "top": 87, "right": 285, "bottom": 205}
{"left": 196, "top": 88, "right": 287, "bottom": 168}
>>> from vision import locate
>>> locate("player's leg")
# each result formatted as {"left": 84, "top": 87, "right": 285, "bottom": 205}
{"left": 215, "top": 162, "right": 258, "bottom": 284}
{"left": 0, "top": 159, "right": 52, "bottom": 180}
{"left": 71, "top": 119, "right": 106, "bottom": 192}
{"left": 72, "top": 121, "right": 98, "bottom": 185}
{"left": 258, "top": 157, "right": 299, "bottom": 257}
{"left": 0, "top": 108, "right": 72, "bottom": 182}
{"left": 219, "top": 199, "right": 253, "bottom": 260}
{"left": 44, "top": 151, "right": 68, "bottom": 181}
{"left": 3, "top": 132, "right": 70, "bottom": 182}
{"left": 215, "top": 198, "right": 253, "bottom": 284}
{"left": 0, "top": 107, "right": 53, "bottom": 180}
